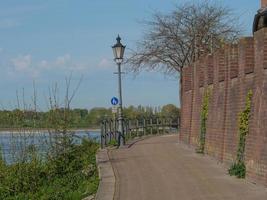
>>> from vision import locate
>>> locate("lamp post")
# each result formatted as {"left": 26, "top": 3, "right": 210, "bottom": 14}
{"left": 112, "top": 35, "right": 126, "bottom": 147}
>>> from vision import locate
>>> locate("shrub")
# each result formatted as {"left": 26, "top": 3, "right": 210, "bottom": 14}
{"left": 229, "top": 90, "right": 252, "bottom": 178}
{"left": 0, "top": 139, "right": 99, "bottom": 200}
{"left": 196, "top": 89, "right": 210, "bottom": 154}
{"left": 228, "top": 162, "right": 246, "bottom": 178}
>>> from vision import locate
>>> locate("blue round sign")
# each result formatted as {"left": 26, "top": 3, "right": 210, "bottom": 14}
{"left": 111, "top": 97, "right": 119, "bottom": 105}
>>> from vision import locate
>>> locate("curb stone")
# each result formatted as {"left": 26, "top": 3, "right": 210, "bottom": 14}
{"left": 95, "top": 149, "right": 115, "bottom": 200}
{"left": 83, "top": 195, "right": 94, "bottom": 200}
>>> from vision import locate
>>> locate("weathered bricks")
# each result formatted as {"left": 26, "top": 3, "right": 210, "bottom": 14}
{"left": 218, "top": 49, "right": 226, "bottom": 82}
{"left": 183, "top": 66, "right": 193, "bottom": 92}
{"left": 207, "top": 55, "right": 214, "bottom": 85}
{"left": 180, "top": 28, "right": 267, "bottom": 187}
{"left": 262, "top": 0, "right": 267, "bottom": 8}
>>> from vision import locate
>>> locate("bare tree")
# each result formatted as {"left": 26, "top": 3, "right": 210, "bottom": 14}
{"left": 46, "top": 75, "right": 83, "bottom": 158}
{"left": 127, "top": 1, "right": 242, "bottom": 108}
{"left": 127, "top": 1, "right": 241, "bottom": 75}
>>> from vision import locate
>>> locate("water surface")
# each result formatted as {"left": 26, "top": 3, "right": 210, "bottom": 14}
{"left": 0, "top": 130, "right": 100, "bottom": 164}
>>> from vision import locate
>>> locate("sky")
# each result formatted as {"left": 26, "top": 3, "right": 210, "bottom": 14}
{"left": 0, "top": 0, "right": 259, "bottom": 110}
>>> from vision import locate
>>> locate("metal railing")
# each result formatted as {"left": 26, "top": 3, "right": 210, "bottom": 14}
{"left": 100, "top": 116, "right": 180, "bottom": 148}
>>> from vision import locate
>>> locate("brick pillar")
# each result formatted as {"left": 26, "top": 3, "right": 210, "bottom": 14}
{"left": 246, "top": 27, "right": 267, "bottom": 187}
{"left": 262, "top": 0, "right": 267, "bottom": 8}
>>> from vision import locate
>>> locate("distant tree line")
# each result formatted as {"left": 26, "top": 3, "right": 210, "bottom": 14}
{"left": 0, "top": 104, "right": 180, "bottom": 129}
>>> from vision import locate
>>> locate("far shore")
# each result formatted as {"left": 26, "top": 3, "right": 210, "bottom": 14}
{"left": 0, "top": 128, "right": 101, "bottom": 134}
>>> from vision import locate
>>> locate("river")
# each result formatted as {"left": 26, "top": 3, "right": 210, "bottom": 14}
{"left": 0, "top": 130, "right": 101, "bottom": 164}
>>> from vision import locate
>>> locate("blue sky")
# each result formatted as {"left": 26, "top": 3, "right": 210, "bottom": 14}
{"left": 0, "top": 0, "right": 259, "bottom": 110}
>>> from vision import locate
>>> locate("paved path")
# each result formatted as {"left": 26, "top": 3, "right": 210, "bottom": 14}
{"left": 109, "top": 134, "right": 267, "bottom": 200}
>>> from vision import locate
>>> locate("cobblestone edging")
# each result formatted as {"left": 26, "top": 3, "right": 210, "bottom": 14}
{"left": 95, "top": 149, "right": 115, "bottom": 200}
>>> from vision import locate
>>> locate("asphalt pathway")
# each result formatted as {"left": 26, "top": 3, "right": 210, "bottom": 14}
{"left": 109, "top": 134, "right": 267, "bottom": 200}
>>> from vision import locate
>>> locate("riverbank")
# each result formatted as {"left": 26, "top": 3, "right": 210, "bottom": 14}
{"left": 0, "top": 128, "right": 101, "bottom": 134}
{"left": 0, "top": 138, "right": 100, "bottom": 199}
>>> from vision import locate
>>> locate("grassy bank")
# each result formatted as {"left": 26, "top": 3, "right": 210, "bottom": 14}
{"left": 0, "top": 139, "right": 99, "bottom": 200}
{"left": 0, "top": 128, "right": 101, "bottom": 134}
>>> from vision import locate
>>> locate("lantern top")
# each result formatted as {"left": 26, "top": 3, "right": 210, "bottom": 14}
{"left": 112, "top": 35, "right": 125, "bottom": 49}
{"left": 112, "top": 35, "right": 126, "bottom": 63}
{"left": 116, "top": 35, "right": 121, "bottom": 43}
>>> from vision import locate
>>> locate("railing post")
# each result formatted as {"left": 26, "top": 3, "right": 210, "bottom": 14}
{"left": 136, "top": 118, "right": 139, "bottom": 137}
{"left": 157, "top": 118, "right": 160, "bottom": 135}
{"left": 112, "top": 117, "right": 115, "bottom": 134}
{"left": 124, "top": 119, "right": 128, "bottom": 141}
{"left": 163, "top": 117, "right": 166, "bottom": 134}
{"left": 150, "top": 117, "right": 153, "bottom": 135}
{"left": 101, "top": 122, "right": 104, "bottom": 148}
{"left": 128, "top": 119, "right": 132, "bottom": 139}
{"left": 143, "top": 118, "right": 146, "bottom": 136}
{"left": 109, "top": 119, "right": 112, "bottom": 142}
{"left": 169, "top": 118, "right": 172, "bottom": 134}
{"left": 115, "top": 119, "right": 119, "bottom": 142}
{"left": 104, "top": 120, "right": 108, "bottom": 146}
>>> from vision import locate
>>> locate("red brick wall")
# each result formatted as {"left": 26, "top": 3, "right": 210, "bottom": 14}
{"left": 180, "top": 28, "right": 267, "bottom": 187}
{"left": 180, "top": 66, "right": 193, "bottom": 142}
{"left": 262, "top": 0, "right": 267, "bottom": 8}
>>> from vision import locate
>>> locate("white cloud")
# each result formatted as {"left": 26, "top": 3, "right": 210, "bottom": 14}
{"left": 10, "top": 54, "right": 40, "bottom": 78}
{"left": 12, "top": 54, "right": 32, "bottom": 71}
{"left": 38, "top": 60, "right": 49, "bottom": 69}
{"left": 55, "top": 54, "right": 71, "bottom": 66}
{"left": 98, "top": 58, "right": 113, "bottom": 69}
{"left": 7, "top": 53, "right": 97, "bottom": 79}
{"left": 54, "top": 54, "right": 89, "bottom": 71}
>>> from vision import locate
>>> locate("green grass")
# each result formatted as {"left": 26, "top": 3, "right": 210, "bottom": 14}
{"left": 0, "top": 139, "right": 99, "bottom": 200}
{"left": 108, "top": 139, "right": 118, "bottom": 147}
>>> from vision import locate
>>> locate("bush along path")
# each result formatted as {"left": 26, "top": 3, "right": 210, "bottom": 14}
{"left": 196, "top": 89, "right": 210, "bottom": 154}
{"left": 229, "top": 90, "right": 253, "bottom": 178}
{"left": 0, "top": 139, "right": 99, "bottom": 200}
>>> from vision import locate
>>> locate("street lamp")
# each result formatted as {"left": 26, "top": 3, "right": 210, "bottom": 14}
{"left": 112, "top": 35, "right": 126, "bottom": 147}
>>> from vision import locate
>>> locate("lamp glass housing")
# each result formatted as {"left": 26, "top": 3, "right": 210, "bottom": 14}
{"left": 112, "top": 35, "right": 126, "bottom": 63}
